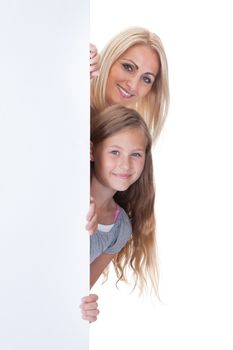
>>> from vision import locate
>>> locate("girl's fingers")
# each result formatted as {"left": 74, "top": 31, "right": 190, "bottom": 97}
{"left": 86, "top": 201, "right": 96, "bottom": 221}
{"left": 86, "top": 200, "right": 97, "bottom": 234}
{"left": 81, "top": 308, "right": 99, "bottom": 318}
{"left": 81, "top": 301, "right": 98, "bottom": 311}
{"left": 82, "top": 308, "right": 100, "bottom": 319}
{"left": 85, "top": 213, "right": 98, "bottom": 235}
{"left": 82, "top": 316, "right": 97, "bottom": 323}
{"left": 82, "top": 294, "right": 98, "bottom": 303}
{"left": 80, "top": 294, "right": 100, "bottom": 322}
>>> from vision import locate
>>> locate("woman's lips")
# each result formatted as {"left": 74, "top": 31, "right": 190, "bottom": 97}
{"left": 116, "top": 84, "right": 134, "bottom": 99}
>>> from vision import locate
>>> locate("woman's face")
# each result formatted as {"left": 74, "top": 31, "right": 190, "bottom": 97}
{"left": 106, "top": 44, "right": 160, "bottom": 106}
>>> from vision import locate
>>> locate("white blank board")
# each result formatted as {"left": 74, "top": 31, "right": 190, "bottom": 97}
{"left": 0, "top": 1, "right": 89, "bottom": 349}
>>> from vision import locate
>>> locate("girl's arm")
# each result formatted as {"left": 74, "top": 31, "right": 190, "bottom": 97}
{"left": 81, "top": 205, "right": 114, "bottom": 322}
{"left": 80, "top": 254, "right": 115, "bottom": 323}
{"left": 80, "top": 200, "right": 99, "bottom": 323}
{"left": 90, "top": 253, "right": 115, "bottom": 289}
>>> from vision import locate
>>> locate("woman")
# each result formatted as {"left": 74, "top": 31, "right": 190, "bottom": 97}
{"left": 90, "top": 26, "right": 169, "bottom": 140}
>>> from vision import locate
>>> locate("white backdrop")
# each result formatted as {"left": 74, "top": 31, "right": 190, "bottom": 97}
{"left": 0, "top": 1, "right": 89, "bottom": 349}
{"left": 90, "top": 1, "right": 233, "bottom": 349}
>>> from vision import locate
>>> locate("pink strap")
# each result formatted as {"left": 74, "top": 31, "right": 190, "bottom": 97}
{"left": 114, "top": 205, "right": 120, "bottom": 222}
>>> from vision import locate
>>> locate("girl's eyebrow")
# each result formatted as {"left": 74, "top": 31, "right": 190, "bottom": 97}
{"left": 131, "top": 149, "right": 145, "bottom": 153}
{"left": 121, "top": 58, "right": 156, "bottom": 78}
{"left": 109, "top": 145, "right": 145, "bottom": 152}
{"left": 109, "top": 145, "right": 122, "bottom": 149}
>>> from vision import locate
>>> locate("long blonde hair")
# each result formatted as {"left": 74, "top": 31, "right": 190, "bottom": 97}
{"left": 91, "top": 26, "right": 169, "bottom": 141}
{"left": 91, "top": 105, "right": 158, "bottom": 294}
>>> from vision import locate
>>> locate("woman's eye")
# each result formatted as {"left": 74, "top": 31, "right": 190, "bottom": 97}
{"left": 110, "top": 150, "right": 120, "bottom": 156}
{"left": 122, "top": 63, "right": 134, "bottom": 72}
{"left": 143, "top": 76, "right": 152, "bottom": 84}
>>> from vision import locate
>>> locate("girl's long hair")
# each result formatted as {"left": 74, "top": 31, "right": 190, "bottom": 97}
{"left": 91, "top": 26, "right": 169, "bottom": 141}
{"left": 91, "top": 105, "right": 158, "bottom": 295}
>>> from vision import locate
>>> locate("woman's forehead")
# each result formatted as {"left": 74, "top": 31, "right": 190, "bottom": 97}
{"left": 117, "top": 44, "right": 160, "bottom": 75}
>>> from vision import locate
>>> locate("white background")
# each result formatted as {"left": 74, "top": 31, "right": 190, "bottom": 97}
{"left": 0, "top": 1, "right": 89, "bottom": 349}
{"left": 90, "top": 1, "right": 233, "bottom": 349}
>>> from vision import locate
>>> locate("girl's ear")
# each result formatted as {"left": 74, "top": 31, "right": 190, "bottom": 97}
{"left": 90, "top": 141, "right": 94, "bottom": 161}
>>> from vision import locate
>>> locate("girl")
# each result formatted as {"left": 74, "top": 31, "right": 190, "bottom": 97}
{"left": 90, "top": 26, "right": 169, "bottom": 140}
{"left": 81, "top": 105, "right": 158, "bottom": 322}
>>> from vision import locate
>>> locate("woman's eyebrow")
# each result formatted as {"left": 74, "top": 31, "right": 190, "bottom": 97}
{"left": 145, "top": 72, "right": 156, "bottom": 78}
{"left": 121, "top": 58, "right": 138, "bottom": 69}
{"left": 121, "top": 58, "right": 156, "bottom": 78}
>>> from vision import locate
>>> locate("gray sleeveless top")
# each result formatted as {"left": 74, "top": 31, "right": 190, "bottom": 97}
{"left": 90, "top": 207, "right": 132, "bottom": 263}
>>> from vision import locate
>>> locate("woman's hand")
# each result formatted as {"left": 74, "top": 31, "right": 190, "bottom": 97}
{"left": 80, "top": 294, "right": 100, "bottom": 323}
{"left": 85, "top": 197, "right": 98, "bottom": 235}
{"left": 90, "top": 43, "right": 100, "bottom": 79}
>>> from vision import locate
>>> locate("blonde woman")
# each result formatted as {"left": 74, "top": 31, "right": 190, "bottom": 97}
{"left": 90, "top": 26, "right": 169, "bottom": 140}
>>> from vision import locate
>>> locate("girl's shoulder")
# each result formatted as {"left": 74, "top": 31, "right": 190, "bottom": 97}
{"left": 90, "top": 206, "right": 132, "bottom": 263}
{"left": 115, "top": 206, "right": 131, "bottom": 229}
{"left": 107, "top": 206, "right": 132, "bottom": 249}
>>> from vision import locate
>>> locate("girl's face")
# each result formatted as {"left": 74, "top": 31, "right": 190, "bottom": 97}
{"left": 92, "top": 127, "right": 147, "bottom": 193}
{"left": 106, "top": 44, "right": 160, "bottom": 106}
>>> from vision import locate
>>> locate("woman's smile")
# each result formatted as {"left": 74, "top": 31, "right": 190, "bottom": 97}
{"left": 116, "top": 84, "right": 135, "bottom": 99}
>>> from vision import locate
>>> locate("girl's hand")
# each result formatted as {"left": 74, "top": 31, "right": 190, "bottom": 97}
{"left": 85, "top": 197, "right": 98, "bottom": 235}
{"left": 90, "top": 43, "right": 100, "bottom": 79}
{"left": 80, "top": 294, "right": 100, "bottom": 323}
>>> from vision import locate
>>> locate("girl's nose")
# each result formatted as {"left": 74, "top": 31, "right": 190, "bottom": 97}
{"left": 119, "top": 156, "right": 130, "bottom": 170}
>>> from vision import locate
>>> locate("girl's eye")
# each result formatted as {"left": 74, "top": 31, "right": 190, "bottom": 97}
{"left": 110, "top": 150, "right": 120, "bottom": 156}
{"left": 143, "top": 75, "right": 152, "bottom": 84}
{"left": 131, "top": 152, "right": 142, "bottom": 158}
{"left": 122, "top": 63, "right": 134, "bottom": 72}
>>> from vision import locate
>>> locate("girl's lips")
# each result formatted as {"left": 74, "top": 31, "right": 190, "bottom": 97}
{"left": 116, "top": 84, "right": 134, "bottom": 99}
{"left": 113, "top": 173, "right": 131, "bottom": 179}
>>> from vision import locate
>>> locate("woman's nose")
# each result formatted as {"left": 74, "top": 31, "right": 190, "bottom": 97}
{"left": 125, "top": 76, "right": 139, "bottom": 92}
